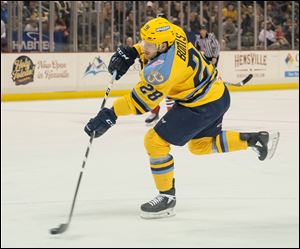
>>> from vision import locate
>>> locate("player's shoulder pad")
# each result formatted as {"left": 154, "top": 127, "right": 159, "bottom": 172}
{"left": 144, "top": 44, "right": 176, "bottom": 85}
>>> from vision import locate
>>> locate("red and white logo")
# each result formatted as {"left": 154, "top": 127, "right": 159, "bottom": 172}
{"left": 150, "top": 59, "right": 164, "bottom": 67}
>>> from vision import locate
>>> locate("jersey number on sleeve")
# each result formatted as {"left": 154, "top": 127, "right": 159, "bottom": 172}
{"left": 188, "top": 47, "right": 212, "bottom": 88}
{"left": 188, "top": 48, "right": 203, "bottom": 87}
{"left": 140, "top": 84, "right": 163, "bottom": 101}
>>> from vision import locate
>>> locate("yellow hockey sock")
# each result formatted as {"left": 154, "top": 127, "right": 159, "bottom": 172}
{"left": 144, "top": 129, "right": 174, "bottom": 192}
{"left": 188, "top": 131, "right": 248, "bottom": 155}
{"left": 150, "top": 155, "right": 174, "bottom": 192}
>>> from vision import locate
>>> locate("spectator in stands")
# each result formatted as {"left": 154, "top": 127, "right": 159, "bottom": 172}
{"left": 171, "top": 2, "right": 181, "bottom": 19}
{"left": 1, "top": 18, "right": 5, "bottom": 38}
{"left": 145, "top": 1, "right": 155, "bottom": 18}
{"left": 23, "top": 1, "right": 48, "bottom": 33}
{"left": 114, "top": 1, "right": 124, "bottom": 31}
{"left": 125, "top": 11, "right": 134, "bottom": 38}
{"left": 266, "top": 3, "right": 281, "bottom": 25}
{"left": 258, "top": 21, "right": 277, "bottom": 48}
{"left": 212, "top": 4, "right": 219, "bottom": 19}
{"left": 209, "top": 15, "right": 219, "bottom": 39}
{"left": 222, "top": 3, "right": 237, "bottom": 22}
{"left": 1, "top": 18, "right": 7, "bottom": 51}
{"left": 126, "top": 36, "right": 133, "bottom": 47}
{"left": 102, "top": 1, "right": 112, "bottom": 36}
{"left": 24, "top": 1, "right": 39, "bottom": 20}
{"left": 53, "top": 12, "right": 69, "bottom": 51}
{"left": 58, "top": 1, "right": 71, "bottom": 31}
{"left": 189, "top": 12, "right": 200, "bottom": 33}
{"left": 102, "top": 34, "right": 112, "bottom": 52}
{"left": 24, "top": 19, "right": 38, "bottom": 32}
{"left": 202, "top": 3, "right": 210, "bottom": 25}
{"left": 223, "top": 17, "right": 237, "bottom": 50}
{"left": 1, "top": 1, "right": 8, "bottom": 23}
{"left": 241, "top": 6, "right": 254, "bottom": 48}
{"left": 283, "top": 18, "right": 293, "bottom": 45}
{"left": 54, "top": 12, "right": 68, "bottom": 35}
{"left": 270, "top": 24, "right": 290, "bottom": 49}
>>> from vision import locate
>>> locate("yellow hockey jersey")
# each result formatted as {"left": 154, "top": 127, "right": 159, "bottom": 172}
{"left": 113, "top": 24, "right": 225, "bottom": 117}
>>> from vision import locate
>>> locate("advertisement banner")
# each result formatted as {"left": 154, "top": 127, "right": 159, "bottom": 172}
{"left": 1, "top": 50, "right": 299, "bottom": 95}
{"left": 2, "top": 53, "right": 76, "bottom": 93}
{"left": 219, "top": 51, "right": 277, "bottom": 84}
{"left": 279, "top": 51, "right": 299, "bottom": 78}
{"left": 76, "top": 53, "right": 141, "bottom": 90}
{"left": 12, "top": 31, "right": 67, "bottom": 52}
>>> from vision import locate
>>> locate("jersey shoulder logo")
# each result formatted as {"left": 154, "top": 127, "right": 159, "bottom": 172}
{"left": 143, "top": 45, "right": 175, "bottom": 85}
{"left": 147, "top": 70, "right": 164, "bottom": 85}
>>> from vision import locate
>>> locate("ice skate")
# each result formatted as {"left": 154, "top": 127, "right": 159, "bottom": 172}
{"left": 140, "top": 193, "right": 176, "bottom": 219}
{"left": 240, "top": 131, "right": 280, "bottom": 161}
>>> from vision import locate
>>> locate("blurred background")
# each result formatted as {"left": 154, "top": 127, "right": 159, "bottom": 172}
{"left": 1, "top": 1, "right": 299, "bottom": 53}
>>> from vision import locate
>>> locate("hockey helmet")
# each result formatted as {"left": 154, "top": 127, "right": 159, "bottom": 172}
{"left": 140, "top": 17, "right": 176, "bottom": 47}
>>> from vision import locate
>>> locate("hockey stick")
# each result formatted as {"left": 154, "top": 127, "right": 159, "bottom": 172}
{"left": 224, "top": 74, "right": 253, "bottom": 86}
{"left": 50, "top": 70, "right": 117, "bottom": 235}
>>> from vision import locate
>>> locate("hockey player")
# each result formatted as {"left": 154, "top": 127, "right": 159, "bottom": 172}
{"left": 146, "top": 24, "right": 221, "bottom": 126}
{"left": 84, "top": 17, "right": 279, "bottom": 219}
{"left": 144, "top": 14, "right": 174, "bottom": 126}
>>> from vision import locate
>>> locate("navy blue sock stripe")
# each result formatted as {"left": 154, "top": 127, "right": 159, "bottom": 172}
{"left": 151, "top": 164, "right": 174, "bottom": 172}
{"left": 219, "top": 133, "right": 226, "bottom": 152}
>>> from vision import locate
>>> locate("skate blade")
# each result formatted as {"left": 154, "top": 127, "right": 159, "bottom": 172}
{"left": 140, "top": 208, "right": 176, "bottom": 219}
{"left": 267, "top": 132, "right": 280, "bottom": 159}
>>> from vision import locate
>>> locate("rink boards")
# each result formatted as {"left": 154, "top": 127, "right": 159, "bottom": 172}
{"left": 1, "top": 50, "right": 299, "bottom": 101}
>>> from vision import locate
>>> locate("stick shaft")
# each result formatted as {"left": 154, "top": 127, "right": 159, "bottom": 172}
{"left": 65, "top": 70, "right": 117, "bottom": 226}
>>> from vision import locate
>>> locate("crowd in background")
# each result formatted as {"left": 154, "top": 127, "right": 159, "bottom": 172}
{"left": 1, "top": 1, "right": 299, "bottom": 52}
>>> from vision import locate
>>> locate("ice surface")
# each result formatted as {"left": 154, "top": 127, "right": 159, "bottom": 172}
{"left": 1, "top": 90, "right": 299, "bottom": 248}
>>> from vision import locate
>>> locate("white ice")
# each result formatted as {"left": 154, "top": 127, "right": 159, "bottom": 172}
{"left": 1, "top": 90, "right": 299, "bottom": 248}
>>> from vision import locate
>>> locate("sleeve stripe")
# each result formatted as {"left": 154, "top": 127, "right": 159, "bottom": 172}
{"left": 178, "top": 76, "right": 217, "bottom": 104}
{"left": 131, "top": 89, "right": 152, "bottom": 113}
{"left": 183, "top": 70, "right": 216, "bottom": 100}
{"left": 135, "top": 107, "right": 142, "bottom": 115}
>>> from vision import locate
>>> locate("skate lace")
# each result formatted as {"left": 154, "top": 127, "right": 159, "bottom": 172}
{"left": 148, "top": 194, "right": 174, "bottom": 206}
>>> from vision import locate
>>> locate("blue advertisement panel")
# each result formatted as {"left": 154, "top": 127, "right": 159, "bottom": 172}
{"left": 12, "top": 31, "right": 66, "bottom": 52}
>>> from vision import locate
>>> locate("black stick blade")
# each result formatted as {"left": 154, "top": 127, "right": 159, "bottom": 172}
{"left": 241, "top": 74, "right": 253, "bottom": 85}
{"left": 49, "top": 223, "right": 69, "bottom": 235}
